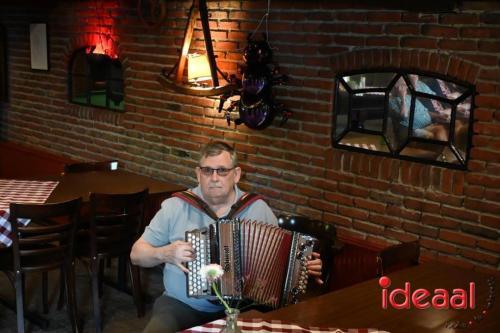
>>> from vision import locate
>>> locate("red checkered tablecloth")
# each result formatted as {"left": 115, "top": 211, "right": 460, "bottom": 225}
{"left": 0, "top": 179, "right": 59, "bottom": 247}
{"left": 181, "top": 318, "right": 388, "bottom": 333}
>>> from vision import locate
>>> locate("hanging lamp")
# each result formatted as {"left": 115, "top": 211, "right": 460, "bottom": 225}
{"left": 158, "top": 0, "right": 235, "bottom": 96}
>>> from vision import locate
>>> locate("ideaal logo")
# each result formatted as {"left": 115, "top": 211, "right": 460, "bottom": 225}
{"left": 379, "top": 276, "right": 496, "bottom": 329}
{"left": 379, "top": 276, "right": 475, "bottom": 310}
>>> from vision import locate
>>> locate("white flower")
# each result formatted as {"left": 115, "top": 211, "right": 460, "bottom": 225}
{"left": 199, "top": 264, "right": 224, "bottom": 282}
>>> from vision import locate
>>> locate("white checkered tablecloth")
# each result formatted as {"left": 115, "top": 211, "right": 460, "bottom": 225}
{"left": 0, "top": 179, "right": 59, "bottom": 247}
{"left": 181, "top": 318, "right": 388, "bottom": 333}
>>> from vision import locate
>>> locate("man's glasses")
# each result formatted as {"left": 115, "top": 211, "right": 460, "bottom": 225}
{"left": 198, "top": 166, "right": 236, "bottom": 177}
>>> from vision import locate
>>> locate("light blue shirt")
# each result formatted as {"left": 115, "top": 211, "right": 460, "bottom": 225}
{"left": 142, "top": 185, "right": 278, "bottom": 312}
{"left": 390, "top": 80, "right": 435, "bottom": 130}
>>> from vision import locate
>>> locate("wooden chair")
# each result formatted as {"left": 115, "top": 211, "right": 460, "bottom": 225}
{"left": 376, "top": 240, "right": 420, "bottom": 277}
{"left": 277, "top": 214, "right": 339, "bottom": 297}
{"left": 3, "top": 198, "right": 82, "bottom": 333}
{"left": 64, "top": 160, "right": 119, "bottom": 173}
{"left": 76, "top": 189, "right": 148, "bottom": 333}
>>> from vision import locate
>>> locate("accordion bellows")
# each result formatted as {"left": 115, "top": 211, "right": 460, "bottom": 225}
{"left": 186, "top": 219, "right": 316, "bottom": 308}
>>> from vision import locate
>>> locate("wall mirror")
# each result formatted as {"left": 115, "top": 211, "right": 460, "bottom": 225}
{"left": 68, "top": 47, "right": 124, "bottom": 111}
{"left": 333, "top": 70, "right": 474, "bottom": 169}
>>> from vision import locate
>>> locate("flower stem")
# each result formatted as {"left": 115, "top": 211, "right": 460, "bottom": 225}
{"left": 212, "top": 282, "right": 231, "bottom": 312}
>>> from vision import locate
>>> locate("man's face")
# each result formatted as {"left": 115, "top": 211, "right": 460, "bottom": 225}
{"left": 196, "top": 151, "right": 241, "bottom": 205}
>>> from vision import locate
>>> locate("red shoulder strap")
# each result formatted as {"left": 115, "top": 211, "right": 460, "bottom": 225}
{"left": 171, "top": 190, "right": 218, "bottom": 221}
{"left": 172, "top": 190, "right": 264, "bottom": 221}
{"left": 226, "top": 193, "right": 264, "bottom": 219}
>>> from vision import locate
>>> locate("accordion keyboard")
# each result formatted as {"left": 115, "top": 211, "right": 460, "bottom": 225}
{"left": 186, "top": 229, "right": 211, "bottom": 297}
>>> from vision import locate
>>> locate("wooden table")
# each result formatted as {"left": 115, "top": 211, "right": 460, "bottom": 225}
{"left": 47, "top": 170, "right": 184, "bottom": 203}
{"left": 46, "top": 169, "right": 185, "bottom": 224}
{"left": 244, "top": 262, "right": 499, "bottom": 333}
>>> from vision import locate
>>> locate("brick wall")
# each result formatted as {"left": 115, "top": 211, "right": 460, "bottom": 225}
{"left": 0, "top": 0, "right": 498, "bottom": 273}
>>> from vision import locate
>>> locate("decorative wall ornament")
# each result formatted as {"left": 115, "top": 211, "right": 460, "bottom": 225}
{"left": 158, "top": 0, "right": 235, "bottom": 97}
{"left": 137, "top": 0, "right": 168, "bottom": 28}
{"left": 218, "top": 34, "right": 290, "bottom": 130}
{"left": 29, "top": 23, "right": 48, "bottom": 71}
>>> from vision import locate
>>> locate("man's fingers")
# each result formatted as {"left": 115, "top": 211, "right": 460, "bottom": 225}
{"left": 176, "top": 263, "right": 190, "bottom": 273}
{"left": 314, "top": 277, "right": 324, "bottom": 285}
{"left": 307, "top": 268, "right": 322, "bottom": 276}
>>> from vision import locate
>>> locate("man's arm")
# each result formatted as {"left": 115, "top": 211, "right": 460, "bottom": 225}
{"left": 130, "top": 236, "right": 194, "bottom": 273}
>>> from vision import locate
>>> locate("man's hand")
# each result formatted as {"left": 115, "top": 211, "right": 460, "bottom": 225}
{"left": 306, "top": 251, "right": 323, "bottom": 285}
{"left": 163, "top": 240, "right": 195, "bottom": 273}
{"left": 130, "top": 237, "right": 195, "bottom": 271}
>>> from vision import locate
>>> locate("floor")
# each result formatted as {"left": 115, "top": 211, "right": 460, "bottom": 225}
{"left": 0, "top": 261, "right": 164, "bottom": 333}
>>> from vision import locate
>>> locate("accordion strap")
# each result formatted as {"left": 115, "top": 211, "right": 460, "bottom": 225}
{"left": 226, "top": 192, "right": 263, "bottom": 219}
{"left": 172, "top": 190, "right": 263, "bottom": 221}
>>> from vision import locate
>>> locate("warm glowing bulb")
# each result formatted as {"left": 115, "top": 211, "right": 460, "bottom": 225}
{"left": 187, "top": 53, "right": 212, "bottom": 83}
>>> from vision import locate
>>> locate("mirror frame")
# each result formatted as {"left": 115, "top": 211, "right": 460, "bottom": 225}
{"left": 332, "top": 68, "right": 475, "bottom": 170}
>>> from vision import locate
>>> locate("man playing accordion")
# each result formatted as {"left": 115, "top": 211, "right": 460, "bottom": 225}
{"left": 131, "top": 141, "right": 322, "bottom": 333}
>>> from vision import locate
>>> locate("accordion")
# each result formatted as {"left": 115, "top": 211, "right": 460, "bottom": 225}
{"left": 185, "top": 219, "right": 316, "bottom": 308}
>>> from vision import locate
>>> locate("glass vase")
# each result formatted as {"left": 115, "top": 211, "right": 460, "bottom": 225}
{"left": 219, "top": 308, "right": 242, "bottom": 333}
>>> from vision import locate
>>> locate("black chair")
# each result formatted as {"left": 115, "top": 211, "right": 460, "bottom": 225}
{"left": 277, "top": 214, "right": 339, "bottom": 298}
{"left": 64, "top": 160, "right": 119, "bottom": 173}
{"left": 2, "top": 198, "right": 82, "bottom": 333}
{"left": 76, "top": 189, "right": 148, "bottom": 333}
{"left": 376, "top": 240, "right": 420, "bottom": 276}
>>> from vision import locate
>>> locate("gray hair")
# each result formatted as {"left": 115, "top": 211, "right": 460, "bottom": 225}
{"left": 199, "top": 141, "right": 238, "bottom": 167}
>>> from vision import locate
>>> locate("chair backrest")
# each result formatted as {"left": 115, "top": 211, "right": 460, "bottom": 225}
{"left": 64, "top": 160, "right": 119, "bottom": 173}
{"left": 376, "top": 240, "right": 420, "bottom": 276}
{"left": 8, "top": 198, "right": 82, "bottom": 273}
{"left": 277, "top": 214, "right": 337, "bottom": 291}
{"left": 88, "top": 189, "right": 148, "bottom": 257}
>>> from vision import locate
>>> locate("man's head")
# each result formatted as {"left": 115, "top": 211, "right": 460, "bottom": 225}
{"left": 196, "top": 141, "right": 241, "bottom": 206}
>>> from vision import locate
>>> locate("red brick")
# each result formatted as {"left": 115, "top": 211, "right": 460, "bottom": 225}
{"left": 404, "top": 198, "right": 440, "bottom": 212}
{"left": 440, "top": 206, "right": 479, "bottom": 223}
{"left": 464, "top": 198, "right": 500, "bottom": 215}
{"left": 440, "top": 13, "right": 479, "bottom": 25}
{"left": 422, "top": 25, "right": 458, "bottom": 37}
{"left": 324, "top": 192, "right": 353, "bottom": 206}
{"left": 463, "top": 185, "right": 484, "bottom": 198}
{"left": 353, "top": 220, "right": 384, "bottom": 235}
{"left": 477, "top": 239, "right": 500, "bottom": 253}
{"left": 368, "top": 213, "right": 401, "bottom": 228}
{"left": 419, "top": 238, "right": 459, "bottom": 255}
{"left": 465, "top": 173, "right": 500, "bottom": 188}
{"left": 481, "top": 214, "right": 500, "bottom": 229}
{"left": 297, "top": 186, "right": 322, "bottom": 199}
{"left": 403, "top": 222, "right": 439, "bottom": 237}
{"left": 338, "top": 206, "right": 369, "bottom": 220}
{"left": 309, "top": 198, "right": 337, "bottom": 213}
{"left": 424, "top": 192, "right": 463, "bottom": 207}
{"left": 439, "top": 230, "right": 477, "bottom": 247}
{"left": 422, "top": 214, "right": 460, "bottom": 229}
{"left": 310, "top": 179, "right": 338, "bottom": 192}
{"left": 401, "top": 37, "right": 438, "bottom": 49}
{"left": 295, "top": 206, "right": 322, "bottom": 221}
{"left": 439, "top": 39, "right": 477, "bottom": 51}
{"left": 386, "top": 205, "right": 421, "bottom": 221}
{"left": 384, "top": 229, "right": 419, "bottom": 243}
{"left": 386, "top": 24, "right": 419, "bottom": 35}
{"left": 459, "top": 249, "right": 499, "bottom": 266}
{"left": 356, "top": 176, "right": 391, "bottom": 191}
{"left": 338, "top": 183, "right": 370, "bottom": 197}
{"left": 323, "top": 213, "right": 352, "bottom": 228}
{"left": 354, "top": 198, "right": 387, "bottom": 214}
{"left": 484, "top": 189, "right": 500, "bottom": 202}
